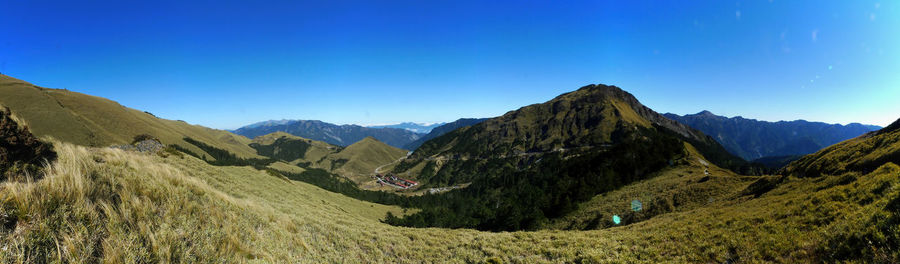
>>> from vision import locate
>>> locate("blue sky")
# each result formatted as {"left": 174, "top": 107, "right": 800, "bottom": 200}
{"left": 1, "top": 1, "right": 897, "bottom": 129}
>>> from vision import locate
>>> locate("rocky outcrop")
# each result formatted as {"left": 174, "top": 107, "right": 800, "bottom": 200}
{"left": 0, "top": 106, "right": 57, "bottom": 181}
{"left": 111, "top": 139, "right": 165, "bottom": 154}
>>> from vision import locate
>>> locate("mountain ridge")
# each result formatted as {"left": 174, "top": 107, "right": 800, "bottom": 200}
{"left": 368, "top": 122, "right": 446, "bottom": 134}
{"left": 404, "top": 118, "right": 489, "bottom": 150}
{"left": 233, "top": 119, "right": 422, "bottom": 149}
{"left": 664, "top": 110, "right": 881, "bottom": 161}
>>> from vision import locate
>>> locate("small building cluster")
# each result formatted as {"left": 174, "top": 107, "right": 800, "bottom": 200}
{"left": 375, "top": 173, "right": 418, "bottom": 189}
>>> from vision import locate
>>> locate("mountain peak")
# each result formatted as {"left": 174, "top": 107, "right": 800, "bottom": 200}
{"left": 696, "top": 110, "right": 716, "bottom": 116}
{"left": 350, "top": 136, "right": 383, "bottom": 146}
{"left": 569, "top": 84, "right": 633, "bottom": 100}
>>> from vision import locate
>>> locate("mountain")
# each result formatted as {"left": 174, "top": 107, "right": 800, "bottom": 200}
{"left": 312, "top": 136, "right": 409, "bottom": 183}
{"left": 0, "top": 74, "right": 261, "bottom": 161}
{"left": 232, "top": 120, "right": 422, "bottom": 149}
{"left": 403, "top": 118, "right": 489, "bottom": 150}
{"left": 248, "top": 131, "right": 341, "bottom": 166}
{"left": 239, "top": 119, "right": 295, "bottom": 129}
{"left": 399, "top": 84, "right": 749, "bottom": 185}
{"left": 386, "top": 84, "right": 754, "bottom": 230}
{"left": 663, "top": 111, "right": 881, "bottom": 161}
{"left": 368, "top": 122, "right": 445, "bottom": 134}
{"left": 249, "top": 132, "right": 407, "bottom": 184}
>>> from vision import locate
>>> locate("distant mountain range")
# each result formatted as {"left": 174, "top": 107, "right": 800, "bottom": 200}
{"left": 232, "top": 120, "right": 423, "bottom": 149}
{"left": 403, "top": 118, "right": 489, "bottom": 150}
{"left": 664, "top": 111, "right": 881, "bottom": 162}
{"left": 368, "top": 122, "right": 446, "bottom": 134}
{"left": 6, "top": 73, "right": 900, "bottom": 262}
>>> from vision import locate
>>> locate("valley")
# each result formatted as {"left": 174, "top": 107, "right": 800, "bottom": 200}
{"left": 1, "top": 74, "right": 898, "bottom": 262}
{"left": 3, "top": 1, "right": 896, "bottom": 262}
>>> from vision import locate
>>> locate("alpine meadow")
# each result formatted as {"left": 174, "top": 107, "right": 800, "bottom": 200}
{"left": 1, "top": 1, "right": 899, "bottom": 263}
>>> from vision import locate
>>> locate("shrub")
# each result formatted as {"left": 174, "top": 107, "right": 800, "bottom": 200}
{"left": 132, "top": 134, "right": 158, "bottom": 144}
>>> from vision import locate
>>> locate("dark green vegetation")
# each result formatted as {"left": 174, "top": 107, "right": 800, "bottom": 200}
{"left": 387, "top": 125, "right": 686, "bottom": 230}
{"left": 403, "top": 118, "right": 488, "bottom": 150}
{"left": 249, "top": 135, "right": 314, "bottom": 162}
{"left": 270, "top": 168, "right": 412, "bottom": 206}
{"left": 0, "top": 106, "right": 57, "bottom": 181}
{"left": 174, "top": 137, "right": 275, "bottom": 168}
{"left": 751, "top": 155, "right": 803, "bottom": 169}
{"left": 387, "top": 84, "right": 761, "bottom": 230}
{"left": 664, "top": 110, "right": 880, "bottom": 161}
{"left": 233, "top": 119, "right": 423, "bottom": 149}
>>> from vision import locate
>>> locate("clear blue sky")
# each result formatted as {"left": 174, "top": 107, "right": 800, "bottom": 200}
{"left": 2, "top": 1, "right": 898, "bottom": 129}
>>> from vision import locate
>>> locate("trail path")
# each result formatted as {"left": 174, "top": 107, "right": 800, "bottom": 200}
{"left": 373, "top": 152, "right": 411, "bottom": 175}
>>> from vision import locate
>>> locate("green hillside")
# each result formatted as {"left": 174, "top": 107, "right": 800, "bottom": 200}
{"left": 248, "top": 133, "right": 407, "bottom": 185}
{"left": 385, "top": 84, "right": 754, "bottom": 230}
{"left": 0, "top": 74, "right": 261, "bottom": 161}
{"left": 312, "top": 137, "right": 409, "bottom": 184}
{"left": 249, "top": 131, "right": 341, "bottom": 166}
{"left": 398, "top": 84, "right": 750, "bottom": 187}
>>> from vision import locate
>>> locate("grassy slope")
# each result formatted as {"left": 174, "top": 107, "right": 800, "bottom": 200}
{"left": 0, "top": 74, "right": 260, "bottom": 160}
{"left": 314, "top": 137, "right": 409, "bottom": 183}
{"left": 2, "top": 140, "right": 898, "bottom": 262}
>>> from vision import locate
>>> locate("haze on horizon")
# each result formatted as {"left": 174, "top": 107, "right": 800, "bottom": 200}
{"left": 1, "top": 0, "right": 897, "bottom": 129}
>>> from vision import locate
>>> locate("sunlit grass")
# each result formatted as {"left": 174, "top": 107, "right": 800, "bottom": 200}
{"left": 1, "top": 140, "right": 897, "bottom": 262}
